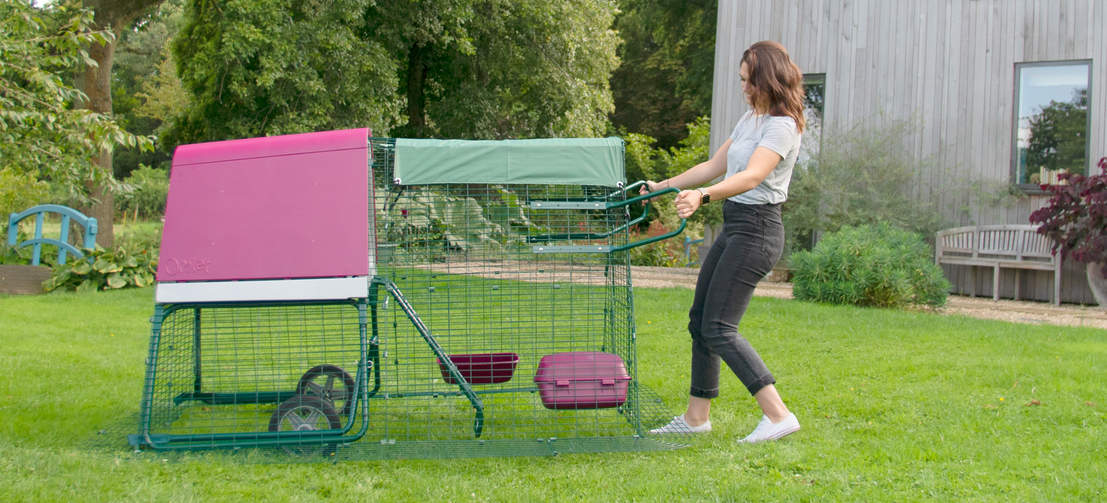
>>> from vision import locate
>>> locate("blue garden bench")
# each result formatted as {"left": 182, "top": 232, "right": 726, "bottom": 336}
{"left": 7, "top": 204, "right": 98, "bottom": 265}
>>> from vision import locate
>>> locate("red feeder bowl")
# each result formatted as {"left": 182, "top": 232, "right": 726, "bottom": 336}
{"left": 439, "top": 352, "right": 519, "bottom": 385}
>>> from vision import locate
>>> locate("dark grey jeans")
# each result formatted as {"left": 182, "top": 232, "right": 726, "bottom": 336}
{"left": 688, "top": 200, "right": 784, "bottom": 398}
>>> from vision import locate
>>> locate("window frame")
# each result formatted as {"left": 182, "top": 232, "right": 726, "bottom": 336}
{"left": 800, "top": 73, "right": 826, "bottom": 165}
{"left": 1011, "top": 59, "right": 1093, "bottom": 193}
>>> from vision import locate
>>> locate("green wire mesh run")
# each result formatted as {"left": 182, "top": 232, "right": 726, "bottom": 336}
{"left": 131, "top": 137, "right": 691, "bottom": 460}
{"left": 353, "top": 138, "right": 686, "bottom": 458}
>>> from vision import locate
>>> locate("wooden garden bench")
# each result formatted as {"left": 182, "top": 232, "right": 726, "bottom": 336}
{"left": 935, "top": 225, "right": 1061, "bottom": 305}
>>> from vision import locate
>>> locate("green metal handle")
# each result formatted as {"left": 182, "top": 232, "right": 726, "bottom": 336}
{"left": 610, "top": 182, "right": 687, "bottom": 252}
{"left": 525, "top": 182, "right": 688, "bottom": 253}
{"left": 526, "top": 182, "right": 674, "bottom": 243}
{"left": 612, "top": 217, "right": 687, "bottom": 253}
{"left": 606, "top": 183, "right": 679, "bottom": 210}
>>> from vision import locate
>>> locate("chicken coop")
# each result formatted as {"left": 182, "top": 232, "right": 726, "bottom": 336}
{"left": 129, "top": 128, "right": 691, "bottom": 460}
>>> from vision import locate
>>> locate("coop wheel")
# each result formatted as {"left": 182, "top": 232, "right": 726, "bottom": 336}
{"left": 268, "top": 395, "right": 342, "bottom": 456}
{"left": 295, "top": 364, "right": 356, "bottom": 415}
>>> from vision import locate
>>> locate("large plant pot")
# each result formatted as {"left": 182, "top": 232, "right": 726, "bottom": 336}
{"left": 1088, "top": 263, "right": 1107, "bottom": 309}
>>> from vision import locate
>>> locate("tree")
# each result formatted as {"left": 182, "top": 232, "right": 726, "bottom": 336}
{"left": 367, "top": 0, "right": 619, "bottom": 139}
{"left": 110, "top": 0, "right": 187, "bottom": 177}
{"left": 168, "top": 0, "right": 619, "bottom": 144}
{"left": 610, "top": 0, "right": 716, "bottom": 148}
{"left": 77, "top": 0, "right": 164, "bottom": 247}
{"left": 166, "top": 0, "right": 401, "bottom": 144}
{"left": 1027, "top": 89, "right": 1089, "bottom": 181}
{"left": 0, "top": 0, "right": 148, "bottom": 220}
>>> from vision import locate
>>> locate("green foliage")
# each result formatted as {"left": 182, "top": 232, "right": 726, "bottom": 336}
{"left": 0, "top": 167, "right": 50, "bottom": 223}
{"left": 43, "top": 246, "right": 157, "bottom": 292}
{"left": 791, "top": 223, "right": 950, "bottom": 308}
{"left": 111, "top": 0, "right": 188, "bottom": 176}
{"left": 628, "top": 233, "right": 685, "bottom": 267}
{"left": 1025, "top": 89, "right": 1088, "bottom": 183}
{"left": 372, "top": 0, "right": 619, "bottom": 139}
{"left": 783, "top": 120, "right": 946, "bottom": 256}
{"left": 168, "top": 0, "right": 618, "bottom": 145}
{"left": 115, "top": 220, "right": 164, "bottom": 256}
{"left": 380, "top": 188, "right": 532, "bottom": 262}
{"left": 0, "top": 0, "right": 152, "bottom": 203}
{"left": 611, "top": 0, "right": 716, "bottom": 149}
{"left": 0, "top": 239, "right": 27, "bottom": 265}
{"left": 116, "top": 164, "right": 169, "bottom": 219}
{"left": 167, "top": 0, "right": 401, "bottom": 144}
{"left": 624, "top": 117, "right": 721, "bottom": 238}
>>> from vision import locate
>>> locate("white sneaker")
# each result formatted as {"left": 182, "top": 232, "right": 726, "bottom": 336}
{"left": 649, "top": 414, "right": 712, "bottom": 434}
{"left": 739, "top": 413, "right": 800, "bottom": 443}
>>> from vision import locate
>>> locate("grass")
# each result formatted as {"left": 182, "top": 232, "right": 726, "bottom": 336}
{"left": 1, "top": 286, "right": 1104, "bottom": 501}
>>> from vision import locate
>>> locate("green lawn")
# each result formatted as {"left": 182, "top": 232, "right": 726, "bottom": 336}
{"left": 1, "top": 287, "right": 1104, "bottom": 501}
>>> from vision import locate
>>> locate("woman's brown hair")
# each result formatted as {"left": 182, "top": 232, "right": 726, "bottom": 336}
{"left": 741, "top": 41, "right": 806, "bottom": 133}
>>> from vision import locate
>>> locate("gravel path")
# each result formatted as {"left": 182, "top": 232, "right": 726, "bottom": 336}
{"left": 631, "top": 266, "right": 1107, "bottom": 330}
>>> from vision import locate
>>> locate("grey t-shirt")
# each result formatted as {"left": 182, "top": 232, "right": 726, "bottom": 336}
{"left": 725, "top": 111, "right": 802, "bottom": 204}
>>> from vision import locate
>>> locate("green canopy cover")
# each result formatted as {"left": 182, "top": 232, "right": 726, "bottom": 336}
{"left": 393, "top": 137, "right": 625, "bottom": 187}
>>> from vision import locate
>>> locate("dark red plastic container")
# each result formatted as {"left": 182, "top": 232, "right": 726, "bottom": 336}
{"left": 533, "top": 351, "right": 631, "bottom": 409}
{"left": 438, "top": 352, "right": 519, "bottom": 385}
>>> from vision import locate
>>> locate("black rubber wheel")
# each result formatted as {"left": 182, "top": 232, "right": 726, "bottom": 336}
{"left": 267, "top": 395, "right": 341, "bottom": 456}
{"left": 296, "top": 364, "right": 356, "bottom": 415}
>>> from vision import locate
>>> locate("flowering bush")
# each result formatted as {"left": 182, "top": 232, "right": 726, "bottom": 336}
{"left": 1029, "top": 157, "right": 1107, "bottom": 278}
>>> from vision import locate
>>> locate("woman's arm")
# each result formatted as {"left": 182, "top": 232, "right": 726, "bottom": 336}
{"left": 673, "top": 146, "right": 782, "bottom": 219}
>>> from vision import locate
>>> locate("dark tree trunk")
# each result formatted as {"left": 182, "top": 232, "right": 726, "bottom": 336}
{"left": 404, "top": 43, "right": 428, "bottom": 137}
{"left": 77, "top": 0, "right": 163, "bottom": 248}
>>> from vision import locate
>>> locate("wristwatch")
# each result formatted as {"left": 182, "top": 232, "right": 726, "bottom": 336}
{"left": 696, "top": 188, "right": 711, "bottom": 205}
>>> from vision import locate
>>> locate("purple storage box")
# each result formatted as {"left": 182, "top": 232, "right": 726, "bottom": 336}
{"left": 533, "top": 352, "right": 631, "bottom": 409}
{"left": 439, "top": 353, "right": 519, "bottom": 385}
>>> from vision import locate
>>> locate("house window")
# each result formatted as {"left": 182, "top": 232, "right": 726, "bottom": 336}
{"left": 800, "top": 74, "right": 825, "bottom": 166}
{"left": 1013, "top": 61, "right": 1091, "bottom": 188}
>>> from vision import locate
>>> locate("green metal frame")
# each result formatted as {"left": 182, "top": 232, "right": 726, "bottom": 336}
{"left": 131, "top": 276, "right": 507, "bottom": 451}
{"left": 368, "top": 277, "right": 486, "bottom": 437}
{"left": 131, "top": 299, "right": 372, "bottom": 451}
{"left": 525, "top": 181, "right": 686, "bottom": 252}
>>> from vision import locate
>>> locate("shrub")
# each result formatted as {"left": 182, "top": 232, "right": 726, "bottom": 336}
{"left": 0, "top": 168, "right": 49, "bottom": 224}
{"left": 0, "top": 240, "right": 27, "bottom": 265}
{"left": 624, "top": 117, "right": 722, "bottom": 234}
{"left": 790, "top": 223, "right": 950, "bottom": 308}
{"left": 117, "top": 164, "right": 169, "bottom": 219}
{"left": 628, "top": 232, "right": 686, "bottom": 267}
{"left": 783, "top": 120, "right": 946, "bottom": 256}
{"left": 1029, "top": 156, "right": 1107, "bottom": 276}
{"left": 43, "top": 246, "right": 157, "bottom": 293}
{"left": 116, "top": 221, "right": 163, "bottom": 258}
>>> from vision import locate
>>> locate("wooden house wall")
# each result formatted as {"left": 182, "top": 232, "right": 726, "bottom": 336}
{"left": 711, "top": 0, "right": 1105, "bottom": 304}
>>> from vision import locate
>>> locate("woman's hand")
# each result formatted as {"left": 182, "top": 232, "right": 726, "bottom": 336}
{"left": 639, "top": 180, "right": 667, "bottom": 204}
{"left": 674, "top": 190, "right": 702, "bottom": 219}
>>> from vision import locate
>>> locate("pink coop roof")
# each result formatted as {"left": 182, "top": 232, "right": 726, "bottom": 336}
{"left": 157, "top": 128, "right": 370, "bottom": 283}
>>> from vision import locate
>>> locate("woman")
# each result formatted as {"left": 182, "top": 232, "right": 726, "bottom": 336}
{"left": 645, "top": 40, "right": 804, "bottom": 443}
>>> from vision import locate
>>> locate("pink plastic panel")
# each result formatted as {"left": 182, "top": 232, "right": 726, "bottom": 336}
{"left": 157, "top": 128, "right": 370, "bottom": 282}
